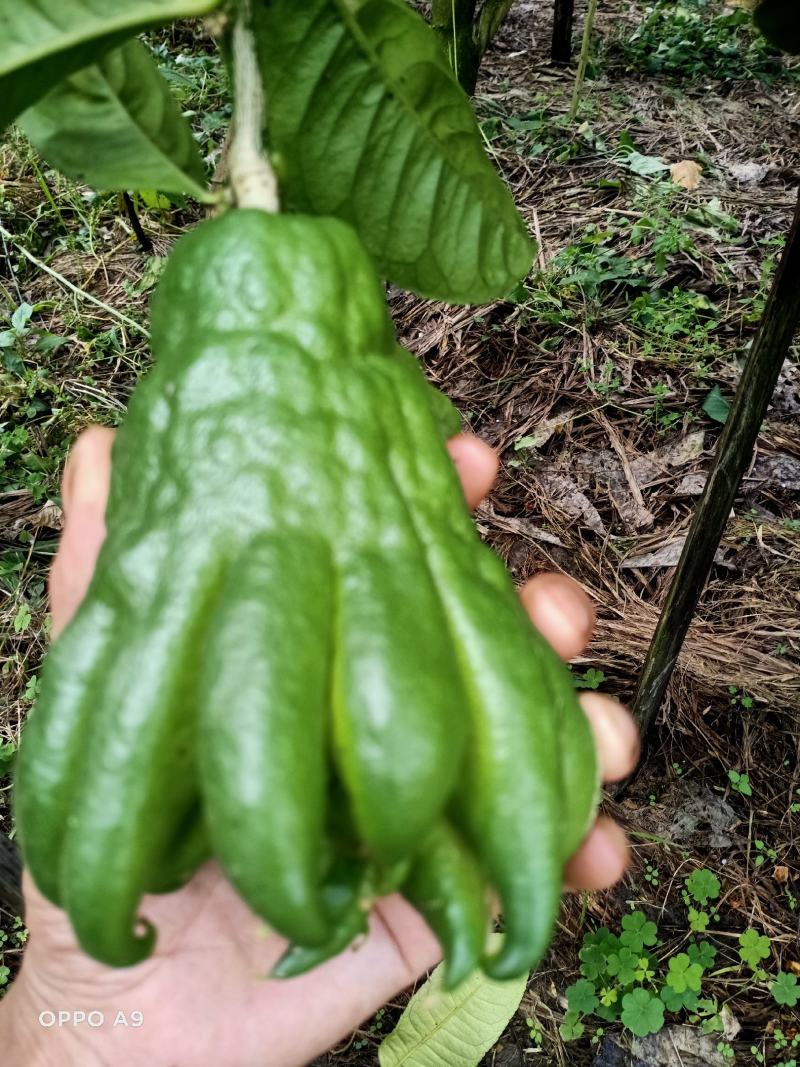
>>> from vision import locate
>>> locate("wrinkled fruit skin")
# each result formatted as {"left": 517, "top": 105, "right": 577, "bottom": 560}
{"left": 14, "top": 210, "right": 599, "bottom": 983}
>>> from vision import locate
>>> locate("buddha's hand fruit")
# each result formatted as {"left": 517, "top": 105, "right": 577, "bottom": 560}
{"left": 14, "top": 210, "right": 600, "bottom": 982}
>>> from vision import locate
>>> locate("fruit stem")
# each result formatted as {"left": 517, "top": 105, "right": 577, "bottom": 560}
{"left": 229, "top": 0, "right": 279, "bottom": 212}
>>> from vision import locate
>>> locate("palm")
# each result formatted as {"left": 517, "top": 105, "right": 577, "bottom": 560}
{"left": 23, "top": 864, "right": 439, "bottom": 1067}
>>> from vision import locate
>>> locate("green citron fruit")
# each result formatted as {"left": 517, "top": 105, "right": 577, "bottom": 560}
{"left": 14, "top": 209, "right": 599, "bottom": 979}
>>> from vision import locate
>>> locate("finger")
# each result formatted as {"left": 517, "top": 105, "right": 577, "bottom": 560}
{"left": 580, "top": 692, "right": 640, "bottom": 783}
{"left": 563, "top": 816, "right": 629, "bottom": 892}
{"left": 49, "top": 427, "right": 115, "bottom": 638}
{"left": 519, "top": 572, "right": 596, "bottom": 660}
{"left": 447, "top": 434, "right": 499, "bottom": 510}
{"left": 61, "top": 426, "right": 115, "bottom": 518}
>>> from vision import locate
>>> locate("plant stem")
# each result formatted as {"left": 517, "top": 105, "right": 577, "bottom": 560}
{"left": 476, "top": 0, "right": 516, "bottom": 55}
{"left": 431, "top": 0, "right": 480, "bottom": 92}
{"left": 229, "top": 0, "right": 279, "bottom": 212}
{"left": 121, "top": 193, "right": 153, "bottom": 253}
{"left": 551, "top": 0, "right": 575, "bottom": 64}
{"left": 631, "top": 188, "right": 800, "bottom": 746}
{"left": 28, "top": 155, "right": 68, "bottom": 234}
{"left": 569, "top": 0, "right": 599, "bottom": 120}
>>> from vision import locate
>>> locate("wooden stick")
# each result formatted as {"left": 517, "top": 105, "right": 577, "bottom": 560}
{"left": 631, "top": 189, "right": 800, "bottom": 746}
{"left": 552, "top": 0, "right": 575, "bottom": 65}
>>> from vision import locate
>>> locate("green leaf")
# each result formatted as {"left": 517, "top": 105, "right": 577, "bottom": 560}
{"left": 728, "top": 770, "right": 752, "bottom": 796}
{"left": 573, "top": 667, "right": 605, "bottom": 690}
{"left": 378, "top": 936, "right": 526, "bottom": 1067}
{"left": 687, "top": 941, "right": 717, "bottom": 971}
{"left": 666, "top": 953, "right": 704, "bottom": 994}
{"left": 702, "top": 385, "right": 731, "bottom": 424}
{"left": 19, "top": 40, "right": 210, "bottom": 199}
{"left": 620, "top": 912, "right": 658, "bottom": 952}
{"left": 0, "top": 741, "right": 17, "bottom": 768}
{"left": 256, "top": 0, "right": 533, "bottom": 303}
{"left": 566, "top": 979, "right": 599, "bottom": 1016}
{"left": 0, "top": 0, "right": 220, "bottom": 131}
{"left": 738, "top": 928, "right": 771, "bottom": 970}
{"left": 771, "top": 972, "right": 800, "bottom": 1008}
{"left": 580, "top": 943, "right": 609, "bottom": 981}
{"left": 11, "top": 303, "right": 34, "bottom": 333}
{"left": 621, "top": 988, "right": 665, "bottom": 1037}
{"left": 559, "top": 1010, "right": 585, "bottom": 1041}
{"left": 607, "top": 948, "right": 639, "bottom": 986}
{"left": 686, "top": 869, "right": 721, "bottom": 906}
{"left": 688, "top": 908, "right": 710, "bottom": 933}
{"left": 625, "top": 151, "right": 669, "bottom": 177}
{"left": 660, "top": 985, "right": 699, "bottom": 1013}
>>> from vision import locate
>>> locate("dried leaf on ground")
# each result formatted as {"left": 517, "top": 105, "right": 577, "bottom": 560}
{"left": 670, "top": 159, "right": 703, "bottom": 190}
{"left": 748, "top": 453, "right": 800, "bottom": 491}
{"left": 535, "top": 470, "right": 607, "bottom": 535}
{"left": 475, "top": 504, "right": 565, "bottom": 547}
{"left": 621, "top": 539, "right": 731, "bottom": 570}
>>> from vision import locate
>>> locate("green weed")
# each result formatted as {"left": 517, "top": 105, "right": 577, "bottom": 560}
{"left": 604, "top": 0, "right": 799, "bottom": 83}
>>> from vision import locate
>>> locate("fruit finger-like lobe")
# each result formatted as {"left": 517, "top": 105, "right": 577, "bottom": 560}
{"left": 145, "top": 806, "right": 210, "bottom": 895}
{"left": 332, "top": 550, "right": 468, "bottom": 862}
{"left": 200, "top": 533, "right": 334, "bottom": 947}
{"left": 427, "top": 539, "right": 598, "bottom": 982}
{"left": 14, "top": 598, "right": 117, "bottom": 907}
{"left": 403, "top": 821, "right": 488, "bottom": 990}
{"left": 371, "top": 357, "right": 599, "bottom": 980}
{"left": 540, "top": 651, "right": 601, "bottom": 861}
{"left": 270, "top": 858, "right": 370, "bottom": 980}
{"left": 58, "top": 551, "right": 223, "bottom": 967}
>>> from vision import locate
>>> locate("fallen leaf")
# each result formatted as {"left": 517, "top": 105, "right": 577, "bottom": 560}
{"left": 476, "top": 504, "right": 565, "bottom": 547}
{"left": 670, "top": 159, "right": 703, "bottom": 191}
{"left": 633, "top": 1023, "right": 732, "bottom": 1067}
{"left": 748, "top": 454, "right": 800, "bottom": 491}
{"left": 622, "top": 539, "right": 731, "bottom": 570}
{"left": 725, "top": 160, "right": 770, "bottom": 184}
{"left": 675, "top": 473, "right": 706, "bottom": 497}
{"left": 536, "top": 471, "right": 607, "bottom": 535}
{"left": 513, "top": 408, "right": 577, "bottom": 451}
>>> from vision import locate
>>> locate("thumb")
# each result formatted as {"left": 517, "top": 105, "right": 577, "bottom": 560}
{"left": 49, "top": 427, "right": 115, "bottom": 638}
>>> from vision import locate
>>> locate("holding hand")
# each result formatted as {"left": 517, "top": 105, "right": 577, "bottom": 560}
{"left": 1, "top": 427, "right": 638, "bottom": 1067}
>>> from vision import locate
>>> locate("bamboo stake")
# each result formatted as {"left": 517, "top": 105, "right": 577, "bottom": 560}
{"left": 569, "top": 0, "right": 599, "bottom": 120}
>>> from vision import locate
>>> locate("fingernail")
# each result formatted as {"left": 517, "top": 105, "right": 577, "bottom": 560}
{"left": 592, "top": 819, "right": 629, "bottom": 877}
{"left": 548, "top": 578, "right": 595, "bottom": 639}
{"left": 564, "top": 819, "right": 629, "bottom": 892}
{"left": 68, "top": 453, "right": 110, "bottom": 513}
{"left": 582, "top": 694, "right": 641, "bottom": 781}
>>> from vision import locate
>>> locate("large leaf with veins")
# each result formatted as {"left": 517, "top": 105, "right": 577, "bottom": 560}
{"left": 20, "top": 40, "right": 211, "bottom": 200}
{"left": 0, "top": 0, "right": 220, "bottom": 131}
{"left": 254, "top": 0, "right": 534, "bottom": 304}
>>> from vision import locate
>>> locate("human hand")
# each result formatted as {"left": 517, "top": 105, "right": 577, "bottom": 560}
{"left": 1, "top": 427, "right": 638, "bottom": 1067}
